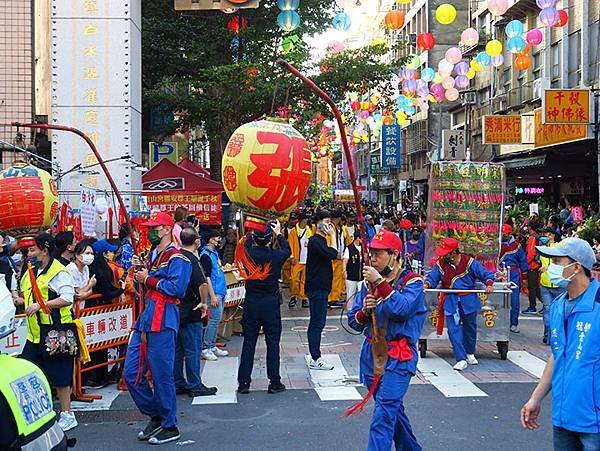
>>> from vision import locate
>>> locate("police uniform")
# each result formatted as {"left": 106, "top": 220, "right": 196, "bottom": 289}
{"left": 499, "top": 227, "right": 528, "bottom": 328}
{"left": 347, "top": 230, "right": 427, "bottom": 451}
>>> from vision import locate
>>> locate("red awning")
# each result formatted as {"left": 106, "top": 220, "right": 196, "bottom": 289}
{"left": 142, "top": 158, "right": 223, "bottom": 192}
{"left": 177, "top": 158, "right": 211, "bottom": 178}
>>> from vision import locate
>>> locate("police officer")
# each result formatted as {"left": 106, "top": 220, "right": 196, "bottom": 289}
{"left": 348, "top": 230, "right": 427, "bottom": 451}
{"left": 499, "top": 224, "right": 528, "bottom": 333}
{"left": 0, "top": 275, "right": 68, "bottom": 450}
{"left": 521, "top": 238, "right": 600, "bottom": 449}
{"left": 424, "top": 238, "right": 495, "bottom": 371}
{"left": 237, "top": 220, "right": 291, "bottom": 394}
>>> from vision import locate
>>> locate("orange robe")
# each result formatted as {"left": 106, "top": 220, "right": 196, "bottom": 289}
{"left": 288, "top": 225, "right": 311, "bottom": 300}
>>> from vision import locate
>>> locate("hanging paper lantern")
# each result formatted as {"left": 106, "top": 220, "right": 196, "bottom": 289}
{"left": 430, "top": 83, "right": 444, "bottom": 98}
{"left": 277, "top": 11, "right": 301, "bottom": 32}
{"left": 360, "top": 110, "right": 370, "bottom": 120}
{"left": 327, "top": 40, "right": 345, "bottom": 55}
{"left": 350, "top": 100, "right": 361, "bottom": 112}
{"left": 277, "top": 0, "right": 300, "bottom": 10}
{"left": 455, "top": 61, "right": 469, "bottom": 76}
{"left": 383, "top": 116, "right": 394, "bottom": 125}
{"left": 281, "top": 34, "right": 300, "bottom": 53}
{"left": 438, "top": 59, "right": 454, "bottom": 76}
{"left": 405, "top": 54, "right": 421, "bottom": 70}
{"left": 400, "top": 67, "right": 416, "bottom": 80}
{"left": 445, "top": 47, "right": 462, "bottom": 64}
{"left": 536, "top": 0, "right": 556, "bottom": 8}
{"left": 435, "top": 4, "right": 457, "bottom": 25}
{"left": 485, "top": 40, "right": 503, "bottom": 57}
{"left": 507, "top": 36, "right": 527, "bottom": 53}
{"left": 554, "top": 10, "right": 568, "bottom": 27}
{"left": 442, "top": 76, "right": 455, "bottom": 90}
{"left": 455, "top": 75, "right": 469, "bottom": 89}
{"left": 470, "top": 59, "right": 483, "bottom": 71}
{"left": 421, "top": 67, "right": 435, "bottom": 82}
{"left": 518, "top": 44, "right": 531, "bottom": 56}
{"left": 416, "top": 86, "right": 430, "bottom": 98}
{"left": 433, "top": 73, "right": 443, "bottom": 84}
{"left": 222, "top": 119, "right": 311, "bottom": 218}
{"left": 466, "top": 68, "right": 476, "bottom": 79}
{"left": 384, "top": 10, "right": 406, "bottom": 30}
{"left": 332, "top": 12, "right": 351, "bottom": 31}
{"left": 487, "top": 0, "right": 509, "bottom": 16}
{"left": 445, "top": 88, "right": 460, "bottom": 102}
{"left": 476, "top": 52, "right": 491, "bottom": 66}
{"left": 491, "top": 54, "right": 504, "bottom": 67}
{"left": 526, "top": 29, "right": 543, "bottom": 46}
{"left": 417, "top": 33, "right": 436, "bottom": 51}
{"left": 515, "top": 55, "right": 532, "bottom": 71}
{"left": 461, "top": 28, "right": 480, "bottom": 47}
{"left": 505, "top": 20, "right": 524, "bottom": 38}
{"left": 227, "top": 17, "right": 249, "bottom": 34}
{"left": 539, "top": 8, "right": 558, "bottom": 27}
{"left": 396, "top": 0, "right": 411, "bottom": 3}
{"left": 0, "top": 162, "right": 59, "bottom": 236}
{"left": 360, "top": 101, "right": 370, "bottom": 111}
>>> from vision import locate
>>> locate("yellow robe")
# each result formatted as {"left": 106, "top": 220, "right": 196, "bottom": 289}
{"left": 328, "top": 226, "right": 345, "bottom": 303}
{"left": 288, "top": 225, "right": 311, "bottom": 300}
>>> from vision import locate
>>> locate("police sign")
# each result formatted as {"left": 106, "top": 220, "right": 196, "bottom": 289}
{"left": 149, "top": 142, "right": 178, "bottom": 168}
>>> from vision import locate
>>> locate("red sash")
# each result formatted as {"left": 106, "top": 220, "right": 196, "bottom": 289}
{"left": 435, "top": 255, "right": 473, "bottom": 335}
{"left": 147, "top": 289, "right": 179, "bottom": 332}
{"left": 367, "top": 337, "right": 413, "bottom": 362}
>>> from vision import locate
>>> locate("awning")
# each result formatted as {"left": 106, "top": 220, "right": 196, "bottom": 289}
{"left": 500, "top": 155, "right": 546, "bottom": 170}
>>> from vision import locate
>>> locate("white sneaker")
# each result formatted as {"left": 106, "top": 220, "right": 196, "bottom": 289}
{"left": 58, "top": 411, "right": 78, "bottom": 431}
{"left": 453, "top": 360, "right": 468, "bottom": 371}
{"left": 309, "top": 357, "right": 334, "bottom": 370}
{"left": 510, "top": 325, "right": 520, "bottom": 333}
{"left": 466, "top": 354, "right": 478, "bottom": 365}
{"left": 201, "top": 349, "right": 218, "bottom": 361}
{"left": 212, "top": 346, "right": 229, "bottom": 357}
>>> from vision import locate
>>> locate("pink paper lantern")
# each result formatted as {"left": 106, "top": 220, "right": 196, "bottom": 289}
{"left": 487, "top": 0, "right": 509, "bottom": 16}
{"left": 491, "top": 54, "right": 504, "bottom": 67}
{"left": 445, "top": 47, "right": 463, "bottom": 64}
{"left": 526, "top": 29, "right": 543, "bottom": 46}
{"left": 442, "top": 76, "right": 455, "bottom": 89}
{"left": 445, "top": 88, "right": 460, "bottom": 101}
{"left": 461, "top": 28, "right": 479, "bottom": 47}
{"left": 438, "top": 59, "right": 454, "bottom": 77}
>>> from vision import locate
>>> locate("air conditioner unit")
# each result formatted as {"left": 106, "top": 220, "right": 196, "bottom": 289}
{"left": 461, "top": 92, "right": 477, "bottom": 106}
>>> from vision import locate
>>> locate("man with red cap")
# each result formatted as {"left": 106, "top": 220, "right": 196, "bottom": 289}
{"left": 499, "top": 224, "right": 528, "bottom": 333}
{"left": 425, "top": 238, "right": 495, "bottom": 371}
{"left": 123, "top": 211, "right": 192, "bottom": 445}
{"left": 348, "top": 230, "right": 427, "bottom": 451}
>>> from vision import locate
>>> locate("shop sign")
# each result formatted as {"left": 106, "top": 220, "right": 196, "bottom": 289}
{"left": 334, "top": 189, "right": 358, "bottom": 203}
{"left": 515, "top": 186, "right": 544, "bottom": 196}
{"left": 145, "top": 191, "right": 222, "bottom": 225}
{"left": 381, "top": 125, "right": 402, "bottom": 168}
{"left": 442, "top": 130, "right": 466, "bottom": 160}
{"left": 542, "top": 89, "right": 591, "bottom": 124}
{"left": 534, "top": 109, "right": 589, "bottom": 148}
{"left": 370, "top": 154, "right": 389, "bottom": 175}
{"left": 482, "top": 115, "right": 522, "bottom": 144}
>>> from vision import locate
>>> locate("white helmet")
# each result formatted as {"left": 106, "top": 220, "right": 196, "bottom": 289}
{"left": 0, "top": 274, "right": 16, "bottom": 341}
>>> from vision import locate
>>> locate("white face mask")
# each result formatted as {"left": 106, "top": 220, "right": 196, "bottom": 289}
{"left": 81, "top": 254, "right": 94, "bottom": 266}
{"left": 10, "top": 253, "right": 23, "bottom": 265}
{"left": 547, "top": 262, "right": 576, "bottom": 288}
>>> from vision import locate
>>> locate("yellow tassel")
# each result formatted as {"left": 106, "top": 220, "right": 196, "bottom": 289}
{"left": 74, "top": 319, "right": 91, "bottom": 364}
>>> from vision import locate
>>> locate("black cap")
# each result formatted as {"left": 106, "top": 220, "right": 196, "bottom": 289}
{"left": 206, "top": 229, "right": 221, "bottom": 239}
{"left": 35, "top": 233, "right": 55, "bottom": 252}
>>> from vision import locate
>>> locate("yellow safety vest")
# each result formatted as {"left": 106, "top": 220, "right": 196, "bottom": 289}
{"left": 0, "top": 354, "right": 61, "bottom": 446}
{"left": 20, "top": 259, "right": 73, "bottom": 344}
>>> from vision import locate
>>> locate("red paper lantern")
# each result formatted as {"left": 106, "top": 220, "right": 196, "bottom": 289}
{"left": 384, "top": 10, "right": 405, "bottom": 30}
{"left": 554, "top": 10, "right": 568, "bottom": 27}
{"left": 515, "top": 55, "right": 531, "bottom": 71}
{"left": 416, "top": 33, "right": 435, "bottom": 51}
{"left": 227, "top": 16, "right": 248, "bottom": 34}
{"left": 350, "top": 101, "right": 361, "bottom": 111}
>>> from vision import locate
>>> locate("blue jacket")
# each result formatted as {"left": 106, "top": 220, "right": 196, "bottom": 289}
{"left": 499, "top": 237, "right": 528, "bottom": 281}
{"left": 348, "top": 270, "right": 427, "bottom": 380}
{"left": 549, "top": 278, "right": 600, "bottom": 433}
{"left": 425, "top": 255, "right": 495, "bottom": 315}
{"left": 200, "top": 246, "right": 227, "bottom": 298}
{"left": 365, "top": 224, "right": 376, "bottom": 244}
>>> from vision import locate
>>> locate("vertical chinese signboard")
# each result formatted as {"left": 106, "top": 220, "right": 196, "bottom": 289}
{"left": 442, "top": 130, "right": 466, "bottom": 160}
{"left": 425, "top": 161, "right": 505, "bottom": 271}
{"left": 381, "top": 125, "right": 402, "bottom": 168}
{"left": 542, "top": 89, "right": 591, "bottom": 124}
{"left": 80, "top": 185, "right": 97, "bottom": 237}
{"left": 482, "top": 115, "right": 522, "bottom": 144}
{"left": 52, "top": 0, "right": 142, "bottom": 208}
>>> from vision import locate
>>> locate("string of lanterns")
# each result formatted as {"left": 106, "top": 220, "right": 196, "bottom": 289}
{"left": 277, "top": 0, "right": 301, "bottom": 32}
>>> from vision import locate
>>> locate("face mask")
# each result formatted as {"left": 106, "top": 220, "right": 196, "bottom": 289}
{"left": 29, "top": 256, "right": 38, "bottom": 264}
{"left": 81, "top": 254, "right": 94, "bottom": 265}
{"left": 538, "top": 236, "right": 549, "bottom": 245}
{"left": 148, "top": 229, "right": 161, "bottom": 245}
{"left": 380, "top": 254, "right": 396, "bottom": 276}
{"left": 547, "top": 262, "right": 576, "bottom": 288}
{"left": 11, "top": 253, "right": 22, "bottom": 265}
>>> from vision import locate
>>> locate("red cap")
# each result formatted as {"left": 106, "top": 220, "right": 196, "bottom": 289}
{"left": 244, "top": 216, "right": 268, "bottom": 233}
{"left": 502, "top": 224, "right": 513, "bottom": 235}
{"left": 142, "top": 211, "right": 175, "bottom": 228}
{"left": 434, "top": 237, "right": 459, "bottom": 257}
{"left": 369, "top": 230, "right": 403, "bottom": 253}
{"left": 399, "top": 218, "right": 414, "bottom": 230}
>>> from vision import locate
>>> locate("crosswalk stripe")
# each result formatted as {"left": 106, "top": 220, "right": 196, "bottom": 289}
{"left": 72, "top": 385, "right": 121, "bottom": 411}
{"left": 305, "top": 354, "right": 363, "bottom": 401}
{"left": 192, "top": 357, "right": 239, "bottom": 405}
{"left": 507, "top": 351, "right": 547, "bottom": 378}
{"left": 417, "top": 352, "right": 488, "bottom": 398}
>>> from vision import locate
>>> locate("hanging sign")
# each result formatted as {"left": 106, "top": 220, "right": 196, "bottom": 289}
{"left": 80, "top": 185, "right": 97, "bottom": 237}
{"left": 542, "top": 89, "right": 591, "bottom": 124}
{"left": 381, "top": 125, "right": 402, "bottom": 168}
{"left": 482, "top": 115, "right": 522, "bottom": 144}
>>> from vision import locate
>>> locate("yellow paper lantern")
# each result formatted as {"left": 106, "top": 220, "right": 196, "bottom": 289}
{"left": 470, "top": 59, "right": 483, "bottom": 71}
{"left": 435, "top": 4, "right": 456, "bottom": 25}
{"left": 222, "top": 119, "right": 311, "bottom": 218}
{"left": 485, "top": 40, "right": 503, "bottom": 57}
{"left": 466, "top": 68, "right": 476, "bottom": 79}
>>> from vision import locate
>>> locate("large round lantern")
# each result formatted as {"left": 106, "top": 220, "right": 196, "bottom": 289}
{"left": 222, "top": 120, "right": 311, "bottom": 219}
{"left": 384, "top": 10, "right": 405, "bottom": 31}
{"left": 0, "top": 161, "right": 59, "bottom": 236}
{"left": 416, "top": 32, "right": 435, "bottom": 51}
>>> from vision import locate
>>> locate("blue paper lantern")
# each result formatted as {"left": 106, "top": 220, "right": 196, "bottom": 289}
{"left": 506, "top": 36, "right": 527, "bottom": 53}
{"left": 421, "top": 67, "right": 435, "bottom": 82}
{"left": 277, "top": 0, "right": 300, "bottom": 11}
{"left": 476, "top": 51, "right": 491, "bottom": 66}
{"left": 277, "top": 11, "right": 301, "bottom": 32}
{"left": 505, "top": 20, "right": 524, "bottom": 38}
{"left": 332, "top": 12, "right": 351, "bottom": 31}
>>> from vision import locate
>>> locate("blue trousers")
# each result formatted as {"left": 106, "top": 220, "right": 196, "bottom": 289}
{"left": 553, "top": 426, "right": 600, "bottom": 450}
{"left": 124, "top": 329, "right": 177, "bottom": 428}
{"left": 307, "top": 289, "right": 329, "bottom": 361}
{"left": 365, "top": 369, "right": 421, "bottom": 451}
{"left": 203, "top": 295, "right": 224, "bottom": 350}
{"left": 446, "top": 304, "right": 478, "bottom": 362}
{"left": 174, "top": 322, "right": 203, "bottom": 390}
{"left": 509, "top": 272, "right": 521, "bottom": 327}
{"left": 238, "top": 295, "right": 282, "bottom": 384}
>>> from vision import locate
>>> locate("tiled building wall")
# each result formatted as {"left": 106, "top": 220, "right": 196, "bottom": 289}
{"left": 0, "top": 0, "right": 34, "bottom": 166}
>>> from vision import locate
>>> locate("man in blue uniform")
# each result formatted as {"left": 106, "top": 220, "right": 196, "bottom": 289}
{"left": 521, "top": 237, "right": 600, "bottom": 449}
{"left": 499, "top": 224, "right": 528, "bottom": 333}
{"left": 348, "top": 230, "right": 427, "bottom": 451}
{"left": 124, "top": 211, "right": 192, "bottom": 445}
{"left": 424, "top": 238, "right": 495, "bottom": 371}
{"left": 237, "top": 220, "right": 291, "bottom": 394}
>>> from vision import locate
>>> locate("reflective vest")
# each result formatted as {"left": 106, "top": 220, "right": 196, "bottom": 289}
{"left": 20, "top": 259, "right": 73, "bottom": 344}
{"left": 0, "top": 354, "right": 64, "bottom": 449}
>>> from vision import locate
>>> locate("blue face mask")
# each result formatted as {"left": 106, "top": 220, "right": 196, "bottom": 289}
{"left": 547, "top": 262, "right": 576, "bottom": 288}
{"left": 538, "top": 236, "right": 549, "bottom": 245}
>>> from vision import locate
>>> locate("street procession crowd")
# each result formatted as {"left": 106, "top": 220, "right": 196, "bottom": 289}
{"left": 1, "top": 199, "right": 600, "bottom": 450}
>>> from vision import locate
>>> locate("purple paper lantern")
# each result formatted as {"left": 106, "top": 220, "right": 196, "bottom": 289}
{"left": 535, "top": 0, "right": 556, "bottom": 9}
{"left": 455, "top": 75, "right": 469, "bottom": 89}
{"left": 539, "top": 7, "right": 558, "bottom": 27}
{"left": 491, "top": 54, "right": 504, "bottom": 67}
{"left": 454, "top": 61, "right": 469, "bottom": 76}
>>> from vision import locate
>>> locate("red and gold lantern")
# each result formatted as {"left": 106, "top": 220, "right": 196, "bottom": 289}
{"left": 0, "top": 161, "right": 59, "bottom": 237}
{"left": 222, "top": 119, "right": 311, "bottom": 220}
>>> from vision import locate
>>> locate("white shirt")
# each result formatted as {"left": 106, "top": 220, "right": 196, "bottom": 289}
{"left": 67, "top": 262, "right": 89, "bottom": 290}
{"left": 37, "top": 264, "right": 75, "bottom": 304}
{"left": 298, "top": 227, "right": 310, "bottom": 264}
